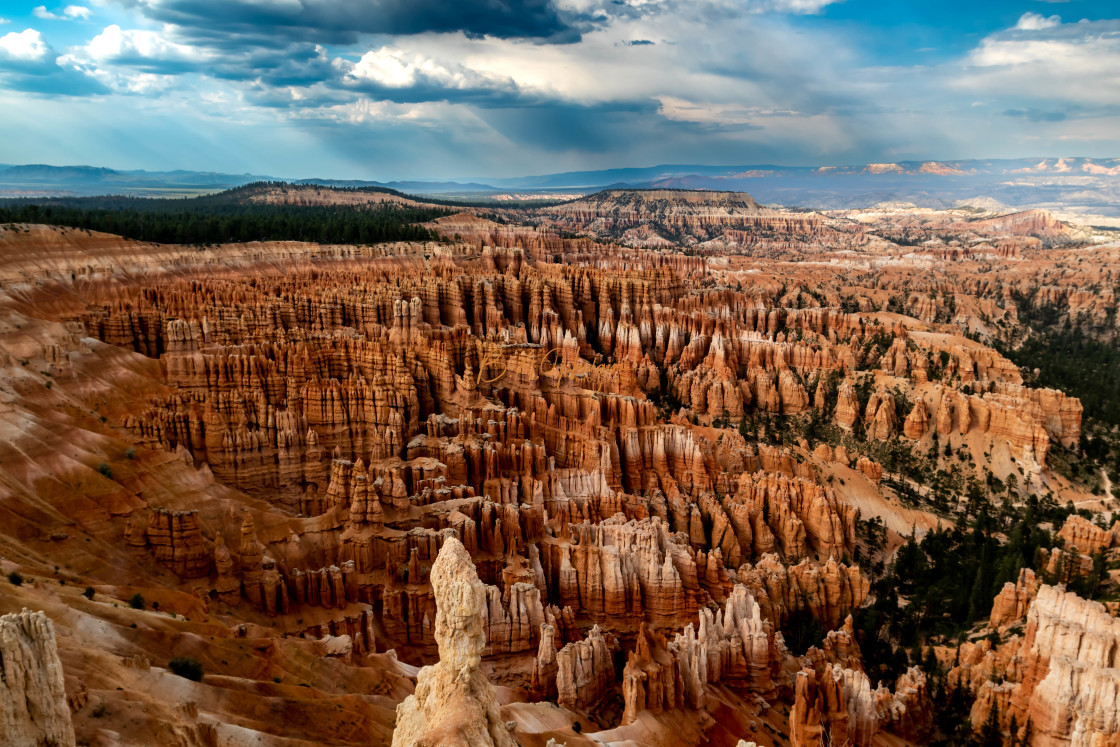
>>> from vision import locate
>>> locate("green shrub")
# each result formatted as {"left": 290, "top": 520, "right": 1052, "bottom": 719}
{"left": 7, "top": 571, "right": 23, "bottom": 586}
{"left": 129, "top": 593, "right": 145, "bottom": 610}
{"left": 168, "top": 656, "right": 203, "bottom": 682}
{"left": 83, "top": 586, "right": 95, "bottom": 600}
{"left": 96, "top": 462, "right": 113, "bottom": 479}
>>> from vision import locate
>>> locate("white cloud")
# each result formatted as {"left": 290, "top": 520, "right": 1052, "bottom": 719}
{"left": 751, "top": 0, "right": 837, "bottom": 13}
{"left": 71, "top": 24, "right": 206, "bottom": 64}
{"left": 657, "top": 96, "right": 797, "bottom": 125}
{"left": 345, "top": 47, "right": 438, "bottom": 88}
{"left": 0, "top": 18, "right": 10, "bottom": 25}
{"left": 54, "top": 25, "right": 214, "bottom": 94}
{"left": 1015, "top": 12, "right": 1061, "bottom": 30}
{"left": 959, "top": 18, "right": 1120, "bottom": 105}
{"left": 340, "top": 46, "right": 516, "bottom": 95}
{"left": 0, "top": 28, "right": 50, "bottom": 61}
{"left": 32, "top": 5, "right": 92, "bottom": 20}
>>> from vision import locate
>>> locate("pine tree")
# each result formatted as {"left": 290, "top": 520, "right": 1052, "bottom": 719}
{"left": 980, "top": 700, "right": 1002, "bottom": 747}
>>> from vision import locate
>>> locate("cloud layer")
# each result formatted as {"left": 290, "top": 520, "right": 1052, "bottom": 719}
{"left": 0, "top": 0, "right": 1115, "bottom": 178}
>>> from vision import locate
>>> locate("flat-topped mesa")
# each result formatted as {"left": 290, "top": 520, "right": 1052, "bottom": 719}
{"left": 539, "top": 189, "right": 823, "bottom": 245}
{"left": 0, "top": 610, "right": 76, "bottom": 747}
{"left": 392, "top": 536, "right": 517, "bottom": 747}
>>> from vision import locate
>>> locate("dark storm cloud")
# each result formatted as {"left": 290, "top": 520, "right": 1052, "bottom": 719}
{"left": 211, "top": 44, "right": 338, "bottom": 86}
{"left": 123, "top": 0, "right": 583, "bottom": 46}
{"left": 477, "top": 100, "right": 661, "bottom": 153}
{"left": 332, "top": 77, "right": 526, "bottom": 106}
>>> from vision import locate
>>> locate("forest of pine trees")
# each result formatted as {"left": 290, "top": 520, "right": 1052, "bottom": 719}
{"left": 0, "top": 185, "right": 447, "bottom": 245}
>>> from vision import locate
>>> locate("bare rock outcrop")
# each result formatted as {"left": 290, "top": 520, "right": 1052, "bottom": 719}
{"left": 738, "top": 554, "right": 869, "bottom": 632}
{"left": 971, "top": 584, "right": 1120, "bottom": 746}
{"left": 790, "top": 664, "right": 878, "bottom": 747}
{"left": 0, "top": 609, "right": 76, "bottom": 747}
{"left": 988, "top": 567, "right": 1040, "bottom": 631}
{"left": 392, "top": 537, "right": 517, "bottom": 747}
{"left": 555, "top": 625, "right": 615, "bottom": 711}
{"left": 1057, "top": 515, "right": 1115, "bottom": 556}
{"left": 902, "top": 399, "right": 928, "bottom": 440}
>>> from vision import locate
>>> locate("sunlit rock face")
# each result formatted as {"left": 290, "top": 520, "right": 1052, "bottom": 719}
{"left": 392, "top": 536, "right": 516, "bottom": 747}
{"left": 0, "top": 610, "right": 76, "bottom": 747}
{"left": 0, "top": 192, "right": 1111, "bottom": 747}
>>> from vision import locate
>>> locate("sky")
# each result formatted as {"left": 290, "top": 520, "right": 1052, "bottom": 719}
{"left": 0, "top": 0, "right": 1117, "bottom": 180}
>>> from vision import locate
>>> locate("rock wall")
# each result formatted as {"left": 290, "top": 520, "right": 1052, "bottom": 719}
{"left": 970, "top": 585, "right": 1120, "bottom": 747}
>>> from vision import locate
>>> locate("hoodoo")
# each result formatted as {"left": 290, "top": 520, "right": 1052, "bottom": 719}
{"left": 0, "top": 610, "right": 76, "bottom": 747}
{"left": 392, "top": 536, "right": 517, "bottom": 747}
{"left": 0, "top": 175, "right": 1113, "bottom": 746}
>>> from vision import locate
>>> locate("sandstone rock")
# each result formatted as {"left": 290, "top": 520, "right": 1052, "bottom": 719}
{"left": 144, "top": 508, "right": 212, "bottom": 579}
{"left": 555, "top": 625, "right": 615, "bottom": 711}
{"left": 622, "top": 623, "right": 683, "bottom": 725}
{"left": 876, "top": 668, "right": 933, "bottom": 743}
{"left": 738, "top": 554, "right": 869, "bottom": 632}
{"left": 790, "top": 661, "right": 932, "bottom": 746}
{"left": 855, "top": 457, "right": 882, "bottom": 483}
{"left": 988, "top": 567, "right": 1040, "bottom": 631}
{"left": 968, "top": 584, "right": 1120, "bottom": 746}
{"left": 833, "top": 381, "right": 860, "bottom": 430}
{"left": 0, "top": 194, "right": 1104, "bottom": 747}
{"left": 790, "top": 665, "right": 878, "bottom": 747}
{"left": 0, "top": 610, "right": 76, "bottom": 747}
{"left": 670, "top": 584, "right": 784, "bottom": 703}
{"left": 902, "top": 399, "right": 928, "bottom": 440}
{"left": 864, "top": 390, "right": 897, "bottom": 440}
{"left": 1010, "top": 586, "right": 1120, "bottom": 746}
{"left": 1057, "top": 515, "right": 1114, "bottom": 556}
{"left": 724, "top": 472, "right": 857, "bottom": 562}
{"left": 392, "top": 536, "right": 517, "bottom": 747}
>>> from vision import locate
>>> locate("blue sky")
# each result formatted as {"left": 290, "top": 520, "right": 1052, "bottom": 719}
{"left": 0, "top": 0, "right": 1117, "bottom": 179}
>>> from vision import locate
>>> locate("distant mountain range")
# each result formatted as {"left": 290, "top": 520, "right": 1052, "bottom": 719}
{"left": 477, "top": 157, "right": 1120, "bottom": 189}
{"left": 475, "top": 158, "right": 1120, "bottom": 215}
{"left": 0, "top": 164, "right": 499, "bottom": 198}
{"left": 2, "top": 158, "right": 1119, "bottom": 214}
